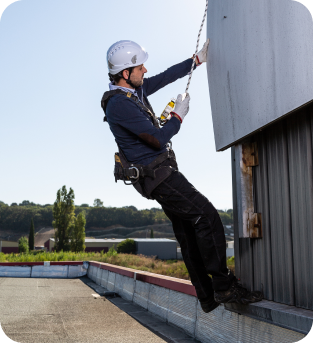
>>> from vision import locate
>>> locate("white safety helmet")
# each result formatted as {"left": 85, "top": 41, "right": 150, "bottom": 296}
{"left": 107, "top": 40, "right": 149, "bottom": 75}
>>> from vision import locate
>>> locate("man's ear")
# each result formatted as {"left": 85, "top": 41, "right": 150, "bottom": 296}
{"left": 122, "top": 69, "right": 129, "bottom": 80}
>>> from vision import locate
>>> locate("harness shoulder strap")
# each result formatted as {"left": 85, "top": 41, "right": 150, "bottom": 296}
{"left": 101, "top": 89, "right": 128, "bottom": 122}
{"left": 101, "top": 89, "right": 159, "bottom": 128}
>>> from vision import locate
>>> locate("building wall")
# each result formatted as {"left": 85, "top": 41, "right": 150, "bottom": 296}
{"left": 207, "top": 0, "right": 313, "bottom": 150}
{"left": 1, "top": 247, "right": 19, "bottom": 254}
{"left": 232, "top": 104, "right": 313, "bottom": 310}
{"left": 85, "top": 242, "right": 117, "bottom": 249}
{"left": 45, "top": 239, "right": 177, "bottom": 258}
{"left": 0, "top": 241, "right": 19, "bottom": 254}
{"left": 136, "top": 241, "right": 177, "bottom": 260}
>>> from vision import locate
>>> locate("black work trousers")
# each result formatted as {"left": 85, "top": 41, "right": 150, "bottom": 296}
{"left": 151, "top": 169, "right": 234, "bottom": 299}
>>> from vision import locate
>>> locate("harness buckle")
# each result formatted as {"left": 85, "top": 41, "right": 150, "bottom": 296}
{"left": 129, "top": 167, "right": 140, "bottom": 179}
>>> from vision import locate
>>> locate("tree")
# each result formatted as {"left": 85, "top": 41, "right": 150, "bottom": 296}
{"left": 93, "top": 199, "right": 103, "bottom": 207}
{"left": 20, "top": 200, "right": 30, "bottom": 206}
{"left": 70, "top": 212, "right": 86, "bottom": 252}
{"left": 150, "top": 228, "right": 154, "bottom": 238}
{"left": 53, "top": 186, "right": 75, "bottom": 252}
{"left": 117, "top": 239, "right": 136, "bottom": 254}
{"left": 227, "top": 209, "right": 233, "bottom": 221}
{"left": 29, "top": 218, "right": 35, "bottom": 251}
{"left": 18, "top": 236, "right": 29, "bottom": 253}
{"left": 218, "top": 212, "right": 233, "bottom": 225}
{"left": 80, "top": 203, "right": 89, "bottom": 207}
{"left": 123, "top": 206, "right": 138, "bottom": 211}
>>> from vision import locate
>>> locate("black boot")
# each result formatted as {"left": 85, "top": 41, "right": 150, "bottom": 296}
{"left": 199, "top": 294, "right": 220, "bottom": 313}
{"left": 214, "top": 278, "right": 263, "bottom": 305}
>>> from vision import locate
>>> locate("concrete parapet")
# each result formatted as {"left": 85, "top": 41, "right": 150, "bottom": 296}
{"left": 121, "top": 276, "right": 135, "bottom": 302}
{"left": 168, "top": 289, "right": 197, "bottom": 336}
{"left": 148, "top": 284, "right": 170, "bottom": 322}
{"left": 195, "top": 303, "right": 304, "bottom": 343}
{"left": 100, "top": 269, "right": 109, "bottom": 288}
{"left": 0, "top": 261, "right": 88, "bottom": 279}
{"left": 68, "top": 264, "right": 88, "bottom": 278}
{"left": 0, "top": 266, "right": 31, "bottom": 278}
{"left": 31, "top": 265, "right": 69, "bottom": 278}
{"left": 88, "top": 261, "right": 310, "bottom": 342}
{"left": 114, "top": 273, "right": 124, "bottom": 295}
{"left": 133, "top": 280, "right": 150, "bottom": 309}
{"left": 107, "top": 271, "right": 116, "bottom": 292}
{"left": 95, "top": 265, "right": 102, "bottom": 285}
{"left": 225, "top": 301, "right": 313, "bottom": 336}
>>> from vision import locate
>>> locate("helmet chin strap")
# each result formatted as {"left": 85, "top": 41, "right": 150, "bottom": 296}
{"left": 124, "top": 67, "right": 137, "bottom": 89}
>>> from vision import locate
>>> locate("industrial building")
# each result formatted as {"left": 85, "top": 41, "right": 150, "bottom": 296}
{"left": 207, "top": 0, "right": 313, "bottom": 336}
{"left": 0, "top": 240, "right": 18, "bottom": 254}
{"left": 45, "top": 238, "right": 177, "bottom": 260}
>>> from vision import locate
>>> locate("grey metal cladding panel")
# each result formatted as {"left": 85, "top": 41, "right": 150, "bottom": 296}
{"left": 252, "top": 133, "right": 274, "bottom": 301}
{"left": 265, "top": 124, "right": 295, "bottom": 305}
{"left": 286, "top": 109, "right": 313, "bottom": 310}
{"left": 207, "top": 0, "right": 313, "bottom": 150}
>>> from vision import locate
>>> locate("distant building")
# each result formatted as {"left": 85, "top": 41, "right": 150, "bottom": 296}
{"left": 0, "top": 240, "right": 18, "bottom": 254}
{"left": 45, "top": 238, "right": 177, "bottom": 260}
{"left": 226, "top": 241, "right": 234, "bottom": 258}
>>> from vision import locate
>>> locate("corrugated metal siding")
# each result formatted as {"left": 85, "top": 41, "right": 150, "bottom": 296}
{"left": 286, "top": 108, "right": 313, "bottom": 310}
{"left": 263, "top": 123, "right": 295, "bottom": 305}
{"left": 233, "top": 103, "right": 313, "bottom": 310}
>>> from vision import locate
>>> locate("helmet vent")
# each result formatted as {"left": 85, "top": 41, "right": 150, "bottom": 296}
{"left": 131, "top": 55, "right": 137, "bottom": 64}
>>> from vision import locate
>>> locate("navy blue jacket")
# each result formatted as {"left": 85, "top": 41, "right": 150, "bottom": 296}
{"left": 106, "top": 58, "right": 194, "bottom": 165}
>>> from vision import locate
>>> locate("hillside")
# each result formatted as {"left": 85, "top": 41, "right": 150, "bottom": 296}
{"left": 0, "top": 201, "right": 233, "bottom": 242}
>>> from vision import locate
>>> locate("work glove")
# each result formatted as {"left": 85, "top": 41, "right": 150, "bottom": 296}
{"left": 171, "top": 93, "right": 190, "bottom": 123}
{"left": 196, "top": 38, "right": 210, "bottom": 64}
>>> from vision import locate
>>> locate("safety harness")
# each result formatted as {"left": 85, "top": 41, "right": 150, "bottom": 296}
{"left": 101, "top": 89, "right": 177, "bottom": 199}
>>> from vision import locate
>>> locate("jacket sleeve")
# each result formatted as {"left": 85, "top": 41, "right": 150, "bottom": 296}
{"left": 142, "top": 59, "right": 194, "bottom": 96}
{"left": 112, "top": 98, "right": 181, "bottom": 149}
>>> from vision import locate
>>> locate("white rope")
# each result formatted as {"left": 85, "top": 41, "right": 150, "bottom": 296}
{"left": 185, "top": 0, "right": 209, "bottom": 94}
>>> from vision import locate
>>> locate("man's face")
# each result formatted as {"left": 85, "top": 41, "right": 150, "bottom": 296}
{"left": 124, "top": 64, "right": 147, "bottom": 88}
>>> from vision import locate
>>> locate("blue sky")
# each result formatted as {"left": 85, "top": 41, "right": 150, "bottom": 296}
{"left": 0, "top": 0, "right": 232, "bottom": 210}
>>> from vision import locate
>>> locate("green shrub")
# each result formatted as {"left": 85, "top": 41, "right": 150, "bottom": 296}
{"left": 106, "top": 245, "right": 118, "bottom": 257}
{"left": 227, "top": 256, "right": 235, "bottom": 263}
{"left": 30, "top": 250, "right": 45, "bottom": 255}
{"left": 117, "top": 239, "right": 136, "bottom": 254}
{"left": 18, "top": 236, "right": 29, "bottom": 253}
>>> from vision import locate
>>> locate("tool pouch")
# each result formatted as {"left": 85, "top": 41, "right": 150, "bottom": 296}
{"left": 114, "top": 153, "right": 125, "bottom": 183}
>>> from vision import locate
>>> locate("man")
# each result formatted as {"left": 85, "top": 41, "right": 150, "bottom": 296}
{"left": 101, "top": 40, "right": 263, "bottom": 313}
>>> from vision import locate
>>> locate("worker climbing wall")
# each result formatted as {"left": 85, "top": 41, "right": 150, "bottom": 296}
{"left": 207, "top": 0, "right": 313, "bottom": 151}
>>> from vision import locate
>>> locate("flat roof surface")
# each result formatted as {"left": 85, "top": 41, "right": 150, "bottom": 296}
{"left": 0, "top": 277, "right": 192, "bottom": 343}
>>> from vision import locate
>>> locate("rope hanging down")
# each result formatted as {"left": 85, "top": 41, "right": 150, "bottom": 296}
{"left": 185, "top": 0, "right": 209, "bottom": 94}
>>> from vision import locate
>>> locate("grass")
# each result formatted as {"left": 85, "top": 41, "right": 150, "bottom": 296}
{"left": 0, "top": 249, "right": 235, "bottom": 281}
